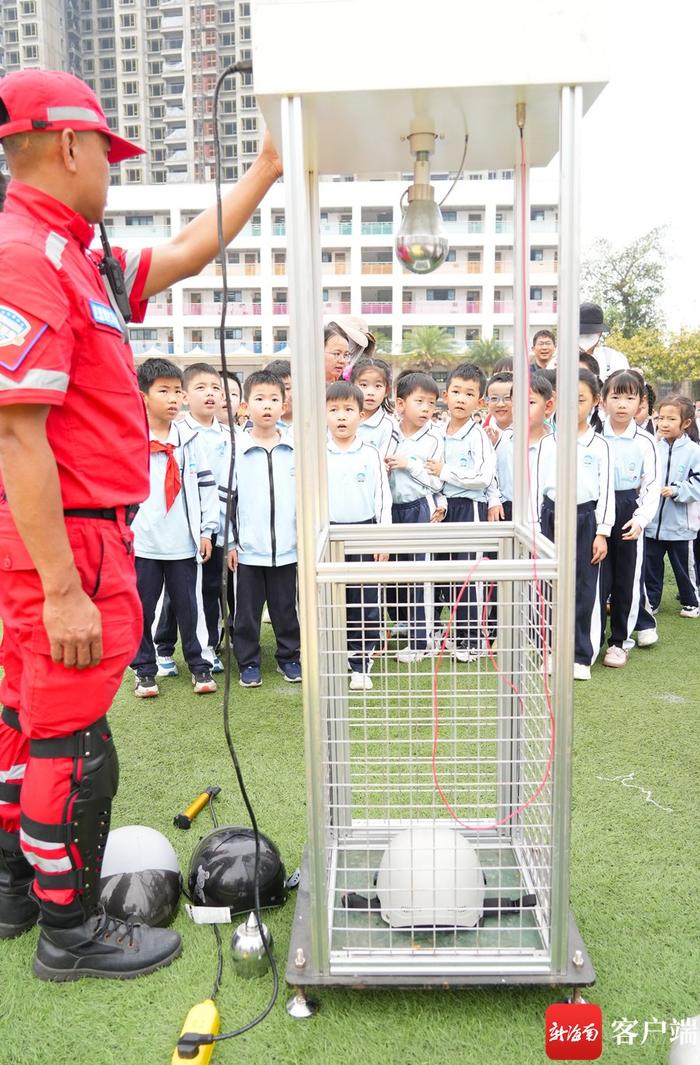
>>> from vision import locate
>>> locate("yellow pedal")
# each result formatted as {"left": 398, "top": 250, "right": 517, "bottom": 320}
{"left": 171, "top": 1000, "right": 220, "bottom": 1065}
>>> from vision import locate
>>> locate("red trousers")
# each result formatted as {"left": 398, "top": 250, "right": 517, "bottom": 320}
{"left": 0, "top": 516, "right": 142, "bottom": 903}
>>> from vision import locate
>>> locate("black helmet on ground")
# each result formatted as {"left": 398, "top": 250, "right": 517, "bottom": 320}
{"left": 187, "top": 826, "right": 288, "bottom": 915}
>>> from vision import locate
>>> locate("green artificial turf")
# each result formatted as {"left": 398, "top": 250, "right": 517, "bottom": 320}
{"left": 0, "top": 570, "right": 698, "bottom": 1065}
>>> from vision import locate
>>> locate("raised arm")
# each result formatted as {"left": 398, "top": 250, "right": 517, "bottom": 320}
{"left": 142, "top": 133, "right": 282, "bottom": 299}
{"left": 0, "top": 404, "right": 102, "bottom": 667}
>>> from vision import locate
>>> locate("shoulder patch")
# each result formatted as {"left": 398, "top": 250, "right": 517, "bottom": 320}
{"left": 0, "top": 305, "right": 49, "bottom": 372}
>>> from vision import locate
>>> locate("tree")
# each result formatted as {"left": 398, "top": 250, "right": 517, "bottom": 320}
{"left": 400, "top": 325, "right": 459, "bottom": 371}
{"left": 370, "top": 330, "right": 393, "bottom": 355}
{"left": 607, "top": 327, "right": 700, "bottom": 389}
{"left": 467, "top": 337, "right": 508, "bottom": 371}
{"left": 581, "top": 227, "right": 667, "bottom": 338}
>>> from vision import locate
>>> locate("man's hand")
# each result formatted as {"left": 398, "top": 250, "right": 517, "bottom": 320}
{"left": 621, "top": 519, "right": 642, "bottom": 541}
{"left": 199, "top": 537, "right": 212, "bottom": 562}
{"left": 227, "top": 548, "right": 238, "bottom": 571}
{"left": 430, "top": 507, "right": 446, "bottom": 523}
{"left": 591, "top": 534, "right": 608, "bottom": 565}
{"left": 43, "top": 586, "right": 103, "bottom": 669}
{"left": 424, "top": 458, "right": 444, "bottom": 476}
{"left": 488, "top": 504, "right": 505, "bottom": 522}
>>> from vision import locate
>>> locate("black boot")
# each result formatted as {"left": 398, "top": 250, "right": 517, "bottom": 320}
{"left": 34, "top": 905, "right": 181, "bottom": 982}
{"left": 0, "top": 845, "right": 39, "bottom": 939}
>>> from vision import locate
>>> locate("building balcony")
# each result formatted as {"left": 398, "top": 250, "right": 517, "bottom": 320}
{"left": 161, "top": 15, "right": 184, "bottom": 29}
{"left": 321, "top": 221, "right": 352, "bottom": 235}
{"left": 106, "top": 225, "right": 171, "bottom": 239}
{"left": 494, "top": 301, "right": 514, "bottom": 313}
{"left": 323, "top": 301, "right": 352, "bottom": 315}
{"left": 130, "top": 340, "right": 175, "bottom": 354}
{"left": 435, "top": 261, "right": 482, "bottom": 274}
{"left": 403, "top": 301, "right": 481, "bottom": 314}
{"left": 272, "top": 303, "right": 288, "bottom": 315}
{"left": 494, "top": 261, "right": 513, "bottom": 273}
{"left": 360, "top": 222, "right": 393, "bottom": 235}
{"left": 530, "top": 219, "right": 558, "bottom": 232}
{"left": 443, "top": 220, "right": 484, "bottom": 234}
{"left": 162, "top": 55, "right": 184, "bottom": 69}
{"left": 530, "top": 300, "right": 558, "bottom": 313}
{"left": 361, "top": 262, "right": 393, "bottom": 274}
{"left": 164, "top": 128, "right": 187, "bottom": 143}
{"left": 361, "top": 301, "right": 392, "bottom": 315}
{"left": 147, "top": 302, "right": 173, "bottom": 315}
{"left": 321, "top": 262, "right": 349, "bottom": 274}
{"left": 529, "top": 261, "right": 558, "bottom": 273}
{"left": 240, "top": 222, "right": 262, "bottom": 237}
{"left": 186, "top": 302, "right": 262, "bottom": 316}
{"left": 272, "top": 263, "right": 287, "bottom": 275}
{"left": 495, "top": 221, "right": 513, "bottom": 234}
{"left": 271, "top": 223, "right": 286, "bottom": 236}
{"left": 200, "top": 262, "right": 260, "bottom": 277}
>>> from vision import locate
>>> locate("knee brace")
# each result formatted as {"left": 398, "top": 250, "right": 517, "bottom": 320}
{"left": 20, "top": 716, "right": 119, "bottom": 915}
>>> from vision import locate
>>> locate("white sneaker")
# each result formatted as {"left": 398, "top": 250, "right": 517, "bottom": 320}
{"left": 452, "top": 644, "right": 484, "bottom": 663}
{"left": 603, "top": 646, "right": 628, "bottom": 668}
{"left": 390, "top": 621, "right": 409, "bottom": 637}
{"left": 396, "top": 646, "right": 427, "bottom": 664}
{"left": 636, "top": 628, "right": 659, "bottom": 647}
{"left": 573, "top": 663, "right": 591, "bottom": 681}
{"left": 349, "top": 672, "right": 373, "bottom": 691}
{"left": 680, "top": 605, "right": 700, "bottom": 618}
{"left": 156, "top": 656, "right": 178, "bottom": 678}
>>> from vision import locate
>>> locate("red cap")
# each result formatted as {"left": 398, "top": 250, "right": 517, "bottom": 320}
{"left": 0, "top": 69, "right": 145, "bottom": 164}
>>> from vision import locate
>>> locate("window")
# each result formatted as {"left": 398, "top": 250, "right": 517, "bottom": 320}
{"left": 5, "top": 30, "right": 18, "bottom": 44}
{"left": 149, "top": 83, "right": 163, "bottom": 96}
{"left": 99, "top": 57, "right": 115, "bottom": 71}
{"left": 126, "top": 169, "right": 142, "bottom": 183}
{"left": 23, "top": 44, "right": 39, "bottom": 60}
{"left": 493, "top": 328, "right": 501, "bottom": 340}
{"left": 466, "top": 289, "right": 480, "bottom": 302}
{"left": 123, "top": 103, "right": 139, "bottom": 118}
{"left": 241, "top": 94, "right": 256, "bottom": 110}
{"left": 241, "top": 117, "right": 256, "bottom": 131}
{"left": 6, "top": 51, "right": 20, "bottom": 65}
{"left": 531, "top": 208, "right": 545, "bottom": 222}
{"left": 220, "top": 31, "right": 234, "bottom": 46}
{"left": 97, "top": 15, "right": 113, "bottom": 30}
{"left": 502, "top": 169, "right": 514, "bottom": 179}
{"left": 102, "top": 97, "right": 117, "bottom": 111}
{"left": 126, "top": 215, "right": 154, "bottom": 227}
{"left": 20, "top": 0, "right": 36, "bottom": 13}
{"left": 121, "top": 36, "right": 136, "bottom": 49}
{"left": 4, "top": 6, "right": 18, "bottom": 19}
{"left": 427, "top": 289, "right": 454, "bottom": 301}
{"left": 488, "top": 170, "right": 498, "bottom": 179}
{"left": 124, "top": 125, "right": 140, "bottom": 139}
{"left": 223, "top": 165, "right": 236, "bottom": 181}
{"left": 242, "top": 139, "right": 257, "bottom": 154}
{"left": 468, "top": 212, "right": 482, "bottom": 222}
{"left": 442, "top": 210, "right": 457, "bottom": 222}
{"left": 443, "top": 326, "right": 455, "bottom": 337}
{"left": 81, "top": 18, "right": 92, "bottom": 31}
{"left": 147, "top": 16, "right": 159, "bottom": 30}
{"left": 222, "top": 121, "right": 236, "bottom": 136}
{"left": 219, "top": 8, "right": 234, "bottom": 22}
{"left": 120, "top": 13, "right": 135, "bottom": 28}
{"left": 530, "top": 248, "right": 544, "bottom": 261}
{"left": 150, "top": 105, "right": 164, "bottom": 119}
{"left": 129, "top": 329, "right": 157, "bottom": 341}
{"left": 152, "top": 127, "right": 164, "bottom": 140}
{"left": 467, "top": 251, "right": 481, "bottom": 262}
{"left": 99, "top": 37, "right": 114, "bottom": 51}
{"left": 152, "top": 148, "right": 165, "bottom": 161}
{"left": 21, "top": 21, "right": 37, "bottom": 36}
{"left": 204, "top": 28, "right": 216, "bottom": 45}
{"left": 152, "top": 171, "right": 166, "bottom": 183}
{"left": 530, "top": 287, "right": 543, "bottom": 301}
{"left": 123, "top": 80, "right": 138, "bottom": 95}
{"left": 240, "top": 2, "right": 251, "bottom": 14}
{"left": 121, "top": 57, "right": 137, "bottom": 73}
{"left": 148, "top": 61, "right": 161, "bottom": 75}
{"left": 445, "top": 250, "right": 456, "bottom": 262}
{"left": 239, "top": 25, "right": 251, "bottom": 40}
{"left": 220, "top": 99, "right": 235, "bottom": 114}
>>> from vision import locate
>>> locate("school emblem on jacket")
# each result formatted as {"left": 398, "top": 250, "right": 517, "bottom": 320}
{"left": 356, "top": 470, "right": 366, "bottom": 483}
{"left": 583, "top": 454, "right": 594, "bottom": 467}
{"left": 0, "top": 306, "right": 31, "bottom": 347}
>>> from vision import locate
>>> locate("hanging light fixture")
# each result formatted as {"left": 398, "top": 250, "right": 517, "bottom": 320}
{"left": 395, "top": 117, "right": 449, "bottom": 274}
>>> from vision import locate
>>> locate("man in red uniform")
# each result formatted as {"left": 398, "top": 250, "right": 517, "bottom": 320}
{"left": 0, "top": 69, "right": 282, "bottom": 980}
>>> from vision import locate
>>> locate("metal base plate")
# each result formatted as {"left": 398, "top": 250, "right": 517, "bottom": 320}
{"left": 286, "top": 849, "right": 595, "bottom": 989}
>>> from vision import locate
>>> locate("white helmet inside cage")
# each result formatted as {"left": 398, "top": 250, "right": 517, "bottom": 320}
{"left": 376, "top": 823, "right": 486, "bottom": 928}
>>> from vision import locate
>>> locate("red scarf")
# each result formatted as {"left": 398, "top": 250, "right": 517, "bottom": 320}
{"left": 149, "top": 440, "right": 181, "bottom": 512}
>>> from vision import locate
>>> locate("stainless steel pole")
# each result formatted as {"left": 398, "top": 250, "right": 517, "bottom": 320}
{"left": 550, "top": 83, "right": 582, "bottom": 975}
{"left": 512, "top": 116, "right": 530, "bottom": 527}
{"left": 281, "top": 94, "right": 330, "bottom": 973}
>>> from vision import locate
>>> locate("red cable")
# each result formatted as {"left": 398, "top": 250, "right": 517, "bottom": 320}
{"left": 429, "top": 128, "right": 556, "bottom": 831}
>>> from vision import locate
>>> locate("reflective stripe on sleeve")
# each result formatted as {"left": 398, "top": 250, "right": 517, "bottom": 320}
{"left": 0, "top": 368, "right": 69, "bottom": 393}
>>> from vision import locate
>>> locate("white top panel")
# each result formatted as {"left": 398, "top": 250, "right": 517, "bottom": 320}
{"left": 252, "top": 0, "right": 608, "bottom": 173}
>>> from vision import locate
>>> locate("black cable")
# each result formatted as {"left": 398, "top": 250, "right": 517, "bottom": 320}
{"left": 196, "top": 57, "right": 280, "bottom": 1048}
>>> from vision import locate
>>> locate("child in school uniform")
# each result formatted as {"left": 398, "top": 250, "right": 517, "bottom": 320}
{"left": 265, "top": 358, "right": 294, "bottom": 435}
{"left": 644, "top": 394, "right": 700, "bottom": 617}
{"left": 231, "top": 370, "right": 301, "bottom": 688}
{"left": 154, "top": 362, "right": 231, "bottom": 676}
{"left": 534, "top": 369, "right": 615, "bottom": 680}
{"left": 130, "top": 359, "right": 220, "bottom": 698}
{"left": 385, "top": 371, "right": 445, "bottom": 662}
{"left": 350, "top": 356, "right": 396, "bottom": 459}
{"left": 600, "top": 370, "right": 660, "bottom": 667}
{"left": 326, "top": 381, "right": 392, "bottom": 690}
{"left": 427, "top": 362, "right": 495, "bottom": 661}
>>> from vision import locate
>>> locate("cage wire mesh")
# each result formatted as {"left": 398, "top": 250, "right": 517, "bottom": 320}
{"left": 314, "top": 525, "right": 558, "bottom": 977}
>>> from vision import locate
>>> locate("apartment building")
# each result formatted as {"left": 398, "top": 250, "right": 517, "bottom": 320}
{"left": 102, "top": 175, "right": 558, "bottom": 359}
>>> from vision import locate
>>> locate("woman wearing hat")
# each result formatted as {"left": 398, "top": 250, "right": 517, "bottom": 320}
{"left": 324, "top": 315, "right": 376, "bottom": 382}
{"left": 578, "top": 302, "right": 629, "bottom": 381}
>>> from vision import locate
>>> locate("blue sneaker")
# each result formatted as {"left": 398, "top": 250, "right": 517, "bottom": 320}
{"left": 277, "top": 661, "right": 302, "bottom": 683}
{"left": 239, "top": 666, "right": 262, "bottom": 688}
{"left": 156, "top": 656, "right": 178, "bottom": 678}
{"left": 210, "top": 655, "right": 225, "bottom": 674}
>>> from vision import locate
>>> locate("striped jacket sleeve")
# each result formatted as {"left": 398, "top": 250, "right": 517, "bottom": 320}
{"left": 595, "top": 436, "right": 616, "bottom": 535}
{"left": 633, "top": 431, "right": 661, "bottom": 530}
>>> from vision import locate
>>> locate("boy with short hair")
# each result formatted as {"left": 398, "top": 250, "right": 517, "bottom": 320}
{"left": 231, "top": 370, "right": 301, "bottom": 687}
{"left": 326, "top": 381, "right": 392, "bottom": 690}
{"left": 265, "top": 358, "right": 293, "bottom": 432}
{"left": 154, "top": 362, "right": 231, "bottom": 676}
{"left": 130, "top": 358, "right": 220, "bottom": 697}
{"left": 426, "top": 363, "right": 496, "bottom": 661}
{"left": 385, "top": 371, "right": 445, "bottom": 662}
